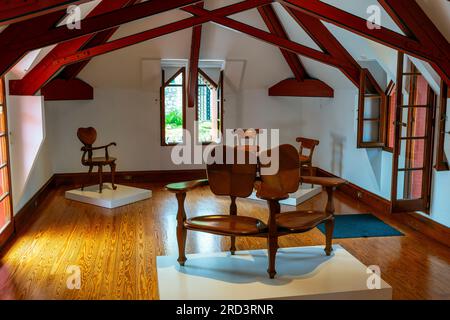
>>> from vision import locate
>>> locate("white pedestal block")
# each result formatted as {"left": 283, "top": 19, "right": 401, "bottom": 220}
{"left": 248, "top": 184, "right": 322, "bottom": 206}
{"left": 157, "top": 245, "right": 392, "bottom": 300}
{"left": 65, "top": 183, "right": 152, "bottom": 209}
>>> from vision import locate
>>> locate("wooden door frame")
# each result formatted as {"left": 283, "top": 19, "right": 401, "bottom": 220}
{"left": 391, "top": 53, "right": 436, "bottom": 213}
{"left": 0, "top": 77, "right": 14, "bottom": 249}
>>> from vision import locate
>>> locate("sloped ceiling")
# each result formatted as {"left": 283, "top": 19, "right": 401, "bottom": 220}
{"left": 11, "top": 0, "right": 450, "bottom": 92}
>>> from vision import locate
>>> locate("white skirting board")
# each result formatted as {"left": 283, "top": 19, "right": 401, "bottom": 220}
{"left": 65, "top": 183, "right": 152, "bottom": 209}
{"left": 157, "top": 245, "right": 392, "bottom": 300}
{"left": 248, "top": 184, "right": 322, "bottom": 206}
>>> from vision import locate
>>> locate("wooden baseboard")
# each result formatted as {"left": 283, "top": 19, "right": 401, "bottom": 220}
{"left": 53, "top": 169, "right": 207, "bottom": 187}
{"left": 394, "top": 212, "right": 450, "bottom": 248}
{"left": 316, "top": 167, "right": 449, "bottom": 247}
{"left": 316, "top": 168, "right": 391, "bottom": 214}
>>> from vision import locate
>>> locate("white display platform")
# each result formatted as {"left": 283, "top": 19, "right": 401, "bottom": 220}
{"left": 248, "top": 184, "right": 322, "bottom": 206}
{"left": 157, "top": 245, "right": 392, "bottom": 300}
{"left": 65, "top": 183, "right": 152, "bottom": 209}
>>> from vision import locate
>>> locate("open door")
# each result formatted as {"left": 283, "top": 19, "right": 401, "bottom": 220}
{"left": 391, "top": 53, "right": 437, "bottom": 213}
{"left": 0, "top": 78, "right": 14, "bottom": 248}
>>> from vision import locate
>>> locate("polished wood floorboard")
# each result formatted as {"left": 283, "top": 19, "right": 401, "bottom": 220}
{"left": 0, "top": 183, "right": 449, "bottom": 300}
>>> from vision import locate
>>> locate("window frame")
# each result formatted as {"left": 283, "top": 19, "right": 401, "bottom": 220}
{"left": 160, "top": 67, "right": 187, "bottom": 147}
{"left": 357, "top": 68, "right": 387, "bottom": 148}
{"left": 435, "top": 79, "right": 449, "bottom": 171}
{"left": 0, "top": 77, "right": 14, "bottom": 248}
{"left": 383, "top": 80, "right": 396, "bottom": 153}
{"left": 195, "top": 68, "right": 224, "bottom": 145}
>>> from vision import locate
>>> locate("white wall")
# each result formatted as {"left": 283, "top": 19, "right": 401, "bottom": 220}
{"left": 5, "top": 89, "right": 52, "bottom": 214}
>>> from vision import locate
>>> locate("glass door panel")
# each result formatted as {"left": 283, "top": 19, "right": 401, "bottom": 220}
{"left": 392, "top": 55, "right": 436, "bottom": 213}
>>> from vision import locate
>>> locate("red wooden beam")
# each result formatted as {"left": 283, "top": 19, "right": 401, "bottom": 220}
{"left": 0, "top": 0, "right": 89, "bottom": 26}
{"left": 57, "top": 28, "right": 121, "bottom": 80}
{"left": 52, "top": 1, "right": 273, "bottom": 66}
{"left": 9, "top": 0, "right": 137, "bottom": 95}
{"left": 258, "top": 4, "right": 307, "bottom": 81}
{"left": 378, "top": 0, "right": 450, "bottom": 85}
{"left": 9, "top": 0, "right": 202, "bottom": 52}
{"left": 183, "top": 6, "right": 354, "bottom": 71}
{"left": 279, "top": 0, "right": 450, "bottom": 86}
{"left": 269, "top": 78, "right": 333, "bottom": 97}
{"left": 41, "top": 78, "right": 93, "bottom": 100}
{"left": 187, "top": 3, "right": 204, "bottom": 108}
{"left": 0, "top": 10, "right": 68, "bottom": 77}
{"left": 283, "top": 5, "right": 361, "bottom": 86}
{"left": 0, "top": 0, "right": 202, "bottom": 77}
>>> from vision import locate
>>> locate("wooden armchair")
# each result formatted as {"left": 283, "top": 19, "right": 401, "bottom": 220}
{"left": 77, "top": 127, "right": 117, "bottom": 193}
{"left": 296, "top": 137, "right": 319, "bottom": 177}
{"left": 166, "top": 144, "right": 346, "bottom": 278}
{"left": 256, "top": 144, "right": 346, "bottom": 278}
{"left": 166, "top": 146, "right": 264, "bottom": 266}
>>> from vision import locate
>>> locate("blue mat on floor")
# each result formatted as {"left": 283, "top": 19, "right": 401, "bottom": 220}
{"left": 317, "top": 213, "right": 403, "bottom": 239}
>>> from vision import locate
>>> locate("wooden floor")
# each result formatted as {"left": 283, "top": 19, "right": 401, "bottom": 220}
{"left": 0, "top": 183, "right": 449, "bottom": 300}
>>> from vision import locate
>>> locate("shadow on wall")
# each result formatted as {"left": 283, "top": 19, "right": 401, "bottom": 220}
{"left": 366, "top": 148, "right": 382, "bottom": 190}
{"left": 330, "top": 132, "right": 345, "bottom": 177}
{"left": 224, "top": 59, "right": 247, "bottom": 128}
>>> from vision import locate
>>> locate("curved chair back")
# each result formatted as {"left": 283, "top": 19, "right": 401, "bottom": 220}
{"left": 234, "top": 128, "right": 261, "bottom": 152}
{"left": 206, "top": 145, "right": 257, "bottom": 198}
{"left": 296, "top": 137, "right": 319, "bottom": 158}
{"left": 77, "top": 127, "right": 97, "bottom": 146}
{"left": 77, "top": 127, "right": 97, "bottom": 161}
{"left": 259, "top": 144, "right": 300, "bottom": 194}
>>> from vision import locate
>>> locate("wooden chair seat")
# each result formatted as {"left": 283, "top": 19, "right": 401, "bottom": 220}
{"left": 89, "top": 156, "right": 117, "bottom": 164}
{"left": 185, "top": 215, "right": 267, "bottom": 235}
{"left": 276, "top": 210, "right": 332, "bottom": 232}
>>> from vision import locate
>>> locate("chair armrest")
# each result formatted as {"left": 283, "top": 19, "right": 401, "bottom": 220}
{"left": 300, "top": 176, "right": 347, "bottom": 187}
{"left": 166, "top": 179, "right": 209, "bottom": 193}
{"left": 81, "top": 142, "right": 117, "bottom": 152}
{"left": 254, "top": 181, "right": 289, "bottom": 201}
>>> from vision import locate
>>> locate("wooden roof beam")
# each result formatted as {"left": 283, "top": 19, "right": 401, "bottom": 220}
{"left": 0, "top": 0, "right": 202, "bottom": 77}
{"left": 182, "top": 5, "right": 355, "bottom": 72}
{"left": 258, "top": 4, "right": 307, "bottom": 81}
{"left": 52, "top": 1, "right": 274, "bottom": 66}
{"left": 279, "top": 0, "right": 450, "bottom": 86}
{"left": 187, "top": 3, "right": 203, "bottom": 108}
{"left": 283, "top": 5, "right": 361, "bottom": 87}
{"left": 9, "top": 0, "right": 138, "bottom": 96}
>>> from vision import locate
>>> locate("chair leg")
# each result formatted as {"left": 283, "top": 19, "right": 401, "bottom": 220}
{"left": 229, "top": 196, "right": 237, "bottom": 255}
{"left": 267, "top": 235, "right": 278, "bottom": 279}
{"left": 82, "top": 165, "right": 93, "bottom": 191}
{"left": 110, "top": 162, "right": 117, "bottom": 190}
{"left": 98, "top": 165, "right": 103, "bottom": 193}
{"left": 176, "top": 193, "right": 187, "bottom": 266}
{"left": 309, "top": 163, "right": 314, "bottom": 188}
{"left": 177, "top": 225, "right": 187, "bottom": 266}
{"left": 324, "top": 216, "right": 335, "bottom": 256}
{"left": 230, "top": 236, "right": 236, "bottom": 255}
